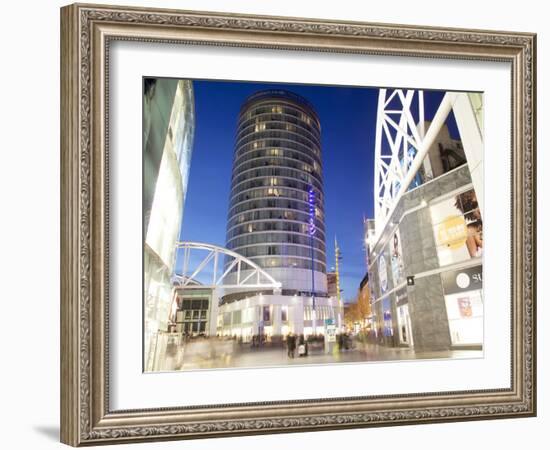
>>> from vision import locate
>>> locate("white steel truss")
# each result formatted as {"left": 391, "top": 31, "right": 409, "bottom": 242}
{"left": 374, "top": 89, "right": 458, "bottom": 237}
{"left": 173, "top": 241, "right": 282, "bottom": 290}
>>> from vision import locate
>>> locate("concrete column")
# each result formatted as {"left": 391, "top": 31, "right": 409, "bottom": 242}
{"left": 400, "top": 207, "right": 451, "bottom": 351}
{"left": 453, "top": 93, "right": 484, "bottom": 217}
{"left": 252, "top": 305, "right": 261, "bottom": 336}
{"left": 292, "top": 298, "right": 304, "bottom": 335}
{"left": 209, "top": 290, "right": 219, "bottom": 337}
{"left": 272, "top": 304, "right": 282, "bottom": 336}
{"left": 406, "top": 275, "right": 451, "bottom": 351}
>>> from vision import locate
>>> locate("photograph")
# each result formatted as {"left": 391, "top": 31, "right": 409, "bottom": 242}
{"left": 143, "top": 78, "right": 484, "bottom": 372}
{"left": 57, "top": 2, "right": 536, "bottom": 445}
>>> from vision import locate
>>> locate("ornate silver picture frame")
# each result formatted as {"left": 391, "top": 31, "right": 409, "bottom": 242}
{"left": 60, "top": 3, "right": 536, "bottom": 446}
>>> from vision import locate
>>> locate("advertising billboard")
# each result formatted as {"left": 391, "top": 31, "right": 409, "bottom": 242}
{"left": 430, "top": 188, "right": 483, "bottom": 266}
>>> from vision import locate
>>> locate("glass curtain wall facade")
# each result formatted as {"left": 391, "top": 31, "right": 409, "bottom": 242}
{"left": 143, "top": 79, "right": 195, "bottom": 372}
{"left": 219, "top": 90, "right": 336, "bottom": 340}
{"left": 225, "top": 90, "right": 327, "bottom": 295}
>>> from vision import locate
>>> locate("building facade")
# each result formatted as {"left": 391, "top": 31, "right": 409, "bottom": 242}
{"left": 327, "top": 272, "right": 338, "bottom": 297}
{"left": 368, "top": 119, "right": 483, "bottom": 352}
{"left": 344, "top": 273, "right": 372, "bottom": 333}
{"left": 173, "top": 287, "right": 215, "bottom": 336}
{"left": 143, "top": 78, "right": 195, "bottom": 371}
{"left": 219, "top": 90, "right": 341, "bottom": 340}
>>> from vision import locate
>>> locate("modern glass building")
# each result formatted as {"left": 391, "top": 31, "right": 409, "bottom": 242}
{"left": 143, "top": 78, "right": 195, "bottom": 371}
{"left": 226, "top": 90, "right": 327, "bottom": 291}
{"left": 218, "top": 90, "right": 340, "bottom": 339}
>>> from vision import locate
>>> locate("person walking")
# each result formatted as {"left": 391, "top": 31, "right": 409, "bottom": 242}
{"left": 298, "top": 334, "right": 307, "bottom": 357}
{"left": 287, "top": 332, "right": 296, "bottom": 358}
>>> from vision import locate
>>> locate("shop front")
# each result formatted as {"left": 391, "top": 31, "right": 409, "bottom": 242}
{"left": 395, "top": 288, "right": 413, "bottom": 347}
{"left": 381, "top": 296, "right": 395, "bottom": 346}
{"left": 440, "top": 265, "right": 483, "bottom": 348}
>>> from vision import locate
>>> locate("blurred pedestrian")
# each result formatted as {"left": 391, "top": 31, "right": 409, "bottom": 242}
{"left": 287, "top": 332, "right": 296, "bottom": 358}
{"left": 298, "top": 333, "right": 307, "bottom": 357}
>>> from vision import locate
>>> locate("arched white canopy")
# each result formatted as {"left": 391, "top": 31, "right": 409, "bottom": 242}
{"left": 174, "top": 241, "right": 282, "bottom": 290}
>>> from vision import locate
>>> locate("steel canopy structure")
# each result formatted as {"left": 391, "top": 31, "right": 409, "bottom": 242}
{"left": 174, "top": 241, "right": 282, "bottom": 290}
{"left": 373, "top": 89, "right": 483, "bottom": 240}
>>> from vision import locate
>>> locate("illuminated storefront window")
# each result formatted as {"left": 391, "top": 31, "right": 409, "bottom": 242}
{"left": 382, "top": 297, "right": 393, "bottom": 337}
{"left": 281, "top": 305, "right": 288, "bottom": 322}
{"left": 394, "top": 288, "right": 413, "bottom": 346}
{"left": 441, "top": 266, "right": 483, "bottom": 346}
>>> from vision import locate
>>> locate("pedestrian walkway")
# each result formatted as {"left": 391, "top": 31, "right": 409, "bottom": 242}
{"left": 161, "top": 339, "right": 482, "bottom": 372}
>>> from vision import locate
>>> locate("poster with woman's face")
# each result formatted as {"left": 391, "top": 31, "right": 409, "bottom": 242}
{"left": 378, "top": 253, "right": 388, "bottom": 294}
{"left": 390, "top": 229, "right": 405, "bottom": 286}
{"left": 430, "top": 188, "right": 483, "bottom": 266}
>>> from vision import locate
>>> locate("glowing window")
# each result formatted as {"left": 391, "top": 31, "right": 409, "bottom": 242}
{"left": 255, "top": 121, "right": 266, "bottom": 132}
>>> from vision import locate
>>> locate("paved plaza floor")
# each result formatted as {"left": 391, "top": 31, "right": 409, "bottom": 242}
{"left": 158, "top": 339, "right": 483, "bottom": 372}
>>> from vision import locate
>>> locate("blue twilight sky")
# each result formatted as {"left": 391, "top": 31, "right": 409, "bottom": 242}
{"left": 177, "top": 79, "right": 458, "bottom": 302}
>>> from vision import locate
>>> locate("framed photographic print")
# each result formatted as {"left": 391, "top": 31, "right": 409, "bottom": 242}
{"left": 60, "top": 3, "right": 537, "bottom": 446}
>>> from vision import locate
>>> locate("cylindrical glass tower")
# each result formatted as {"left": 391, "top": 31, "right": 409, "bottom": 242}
{"left": 225, "top": 90, "right": 327, "bottom": 298}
